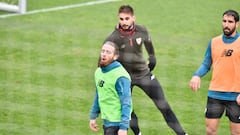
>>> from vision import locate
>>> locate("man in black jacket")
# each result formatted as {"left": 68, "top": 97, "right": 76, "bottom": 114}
{"left": 103, "top": 5, "right": 187, "bottom": 135}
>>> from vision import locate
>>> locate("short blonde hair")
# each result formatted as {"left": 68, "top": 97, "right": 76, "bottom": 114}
{"left": 103, "top": 41, "right": 119, "bottom": 56}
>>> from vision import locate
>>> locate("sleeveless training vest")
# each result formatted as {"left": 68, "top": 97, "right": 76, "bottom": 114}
{"left": 209, "top": 35, "right": 240, "bottom": 92}
{"left": 95, "top": 66, "right": 131, "bottom": 122}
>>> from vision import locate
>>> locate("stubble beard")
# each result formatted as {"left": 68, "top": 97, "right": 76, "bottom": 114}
{"left": 223, "top": 27, "right": 236, "bottom": 37}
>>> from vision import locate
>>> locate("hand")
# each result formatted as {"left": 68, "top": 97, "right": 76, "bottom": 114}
{"left": 189, "top": 76, "right": 201, "bottom": 92}
{"left": 89, "top": 119, "right": 99, "bottom": 132}
{"left": 237, "top": 94, "right": 240, "bottom": 105}
{"left": 148, "top": 56, "right": 156, "bottom": 71}
{"left": 118, "top": 129, "right": 127, "bottom": 135}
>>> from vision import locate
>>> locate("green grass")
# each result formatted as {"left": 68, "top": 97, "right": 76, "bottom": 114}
{"left": 0, "top": 0, "right": 240, "bottom": 135}
{"left": 0, "top": 0, "right": 18, "bottom": 5}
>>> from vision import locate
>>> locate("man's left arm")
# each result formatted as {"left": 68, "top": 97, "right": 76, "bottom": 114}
{"left": 143, "top": 30, "right": 156, "bottom": 71}
{"left": 115, "top": 77, "right": 132, "bottom": 130}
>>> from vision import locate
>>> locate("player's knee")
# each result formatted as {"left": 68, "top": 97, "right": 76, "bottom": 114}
{"left": 206, "top": 126, "right": 217, "bottom": 135}
{"left": 231, "top": 127, "right": 240, "bottom": 135}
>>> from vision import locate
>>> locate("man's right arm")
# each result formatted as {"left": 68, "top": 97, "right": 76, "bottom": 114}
{"left": 89, "top": 90, "right": 100, "bottom": 131}
{"left": 89, "top": 90, "right": 100, "bottom": 119}
{"left": 189, "top": 41, "right": 212, "bottom": 92}
{"left": 192, "top": 41, "right": 212, "bottom": 77}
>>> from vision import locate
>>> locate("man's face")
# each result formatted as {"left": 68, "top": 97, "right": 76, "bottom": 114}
{"left": 222, "top": 15, "right": 239, "bottom": 37}
{"left": 99, "top": 44, "right": 117, "bottom": 67}
{"left": 118, "top": 13, "right": 135, "bottom": 30}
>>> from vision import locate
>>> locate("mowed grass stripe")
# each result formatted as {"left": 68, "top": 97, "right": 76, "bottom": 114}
{"left": 0, "top": 80, "right": 92, "bottom": 111}
{"left": 0, "top": 99, "right": 90, "bottom": 134}
{"left": 0, "top": 83, "right": 91, "bottom": 135}
{"left": 0, "top": 80, "right": 88, "bottom": 99}
{"left": 0, "top": 122, "right": 48, "bottom": 135}
{"left": 0, "top": 122, "right": 87, "bottom": 135}
{"left": 0, "top": 61, "right": 90, "bottom": 80}
{"left": 0, "top": 111, "right": 91, "bottom": 135}
{"left": 0, "top": 0, "right": 122, "bottom": 18}
{"left": 0, "top": 101, "right": 83, "bottom": 121}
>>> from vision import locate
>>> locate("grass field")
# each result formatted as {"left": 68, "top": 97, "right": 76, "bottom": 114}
{"left": 0, "top": 0, "right": 240, "bottom": 135}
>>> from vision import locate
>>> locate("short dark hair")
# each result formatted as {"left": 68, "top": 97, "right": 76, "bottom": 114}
{"left": 223, "top": 10, "right": 239, "bottom": 22}
{"left": 118, "top": 5, "right": 134, "bottom": 15}
{"left": 103, "top": 41, "right": 119, "bottom": 56}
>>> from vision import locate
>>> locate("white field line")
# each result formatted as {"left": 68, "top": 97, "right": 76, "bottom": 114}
{"left": 0, "top": 0, "right": 121, "bottom": 18}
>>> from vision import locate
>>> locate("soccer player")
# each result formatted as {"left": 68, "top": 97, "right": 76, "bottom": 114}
{"left": 189, "top": 10, "right": 240, "bottom": 135}
{"left": 89, "top": 41, "right": 132, "bottom": 135}
{"left": 103, "top": 5, "right": 187, "bottom": 135}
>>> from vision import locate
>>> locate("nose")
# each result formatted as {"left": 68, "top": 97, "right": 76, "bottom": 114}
{"left": 123, "top": 19, "right": 127, "bottom": 24}
{"left": 101, "top": 51, "right": 107, "bottom": 57}
{"left": 224, "top": 22, "right": 229, "bottom": 27}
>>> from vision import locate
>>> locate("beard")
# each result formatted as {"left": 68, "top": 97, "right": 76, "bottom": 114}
{"left": 99, "top": 60, "right": 107, "bottom": 67}
{"left": 223, "top": 27, "right": 236, "bottom": 37}
{"left": 121, "top": 24, "right": 130, "bottom": 30}
{"left": 99, "top": 57, "right": 114, "bottom": 67}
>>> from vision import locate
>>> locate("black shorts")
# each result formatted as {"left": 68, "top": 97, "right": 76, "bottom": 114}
{"left": 205, "top": 97, "right": 240, "bottom": 123}
{"left": 103, "top": 126, "right": 119, "bottom": 135}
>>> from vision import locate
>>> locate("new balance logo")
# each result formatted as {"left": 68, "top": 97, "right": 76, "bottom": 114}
{"left": 221, "top": 49, "right": 234, "bottom": 57}
{"left": 98, "top": 80, "right": 104, "bottom": 87}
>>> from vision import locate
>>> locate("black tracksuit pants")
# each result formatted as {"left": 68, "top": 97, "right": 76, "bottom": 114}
{"left": 130, "top": 72, "right": 186, "bottom": 135}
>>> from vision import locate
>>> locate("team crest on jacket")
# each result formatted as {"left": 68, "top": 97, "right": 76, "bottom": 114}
{"left": 136, "top": 38, "right": 142, "bottom": 45}
{"left": 121, "top": 44, "right": 126, "bottom": 49}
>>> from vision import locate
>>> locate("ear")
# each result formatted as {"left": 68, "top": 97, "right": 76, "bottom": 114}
{"left": 236, "top": 21, "right": 239, "bottom": 28}
{"left": 113, "top": 55, "right": 119, "bottom": 60}
{"left": 133, "top": 15, "right": 136, "bottom": 21}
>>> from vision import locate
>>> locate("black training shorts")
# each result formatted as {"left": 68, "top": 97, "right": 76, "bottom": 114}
{"left": 205, "top": 97, "right": 240, "bottom": 123}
